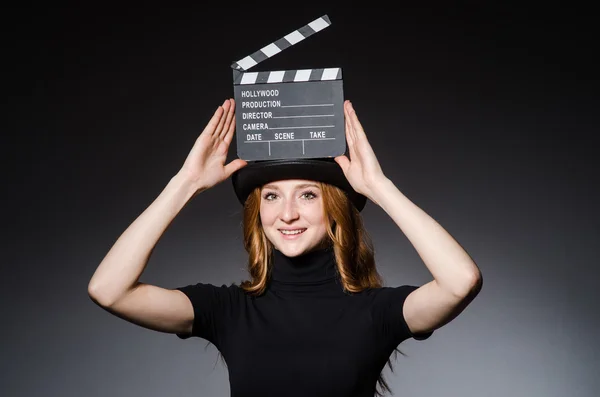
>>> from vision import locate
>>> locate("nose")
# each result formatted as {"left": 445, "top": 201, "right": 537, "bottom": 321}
{"left": 280, "top": 197, "right": 300, "bottom": 222}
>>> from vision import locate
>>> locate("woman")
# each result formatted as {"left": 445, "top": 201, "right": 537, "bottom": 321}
{"left": 88, "top": 98, "right": 482, "bottom": 397}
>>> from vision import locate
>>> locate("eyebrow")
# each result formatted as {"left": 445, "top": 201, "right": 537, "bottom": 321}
{"left": 262, "top": 183, "right": 320, "bottom": 190}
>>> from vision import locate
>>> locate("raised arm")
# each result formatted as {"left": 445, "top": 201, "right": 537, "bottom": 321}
{"left": 335, "top": 100, "right": 482, "bottom": 335}
{"left": 87, "top": 98, "right": 247, "bottom": 334}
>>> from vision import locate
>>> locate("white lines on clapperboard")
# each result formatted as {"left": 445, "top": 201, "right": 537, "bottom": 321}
{"left": 269, "top": 125, "right": 334, "bottom": 130}
{"left": 242, "top": 137, "right": 336, "bottom": 155}
{"left": 242, "top": 138, "right": 338, "bottom": 156}
{"left": 273, "top": 104, "right": 334, "bottom": 120}
{"left": 280, "top": 104, "right": 334, "bottom": 107}
{"left": 244, "top": 138, "right": 336, "bottom": 143}
{"left": 272, "top": 114, "right": 334, "bottom": 119}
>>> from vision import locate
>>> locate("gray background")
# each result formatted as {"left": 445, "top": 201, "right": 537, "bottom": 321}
{"left": 4, "top": 4, "right": 598, "bottom": 397}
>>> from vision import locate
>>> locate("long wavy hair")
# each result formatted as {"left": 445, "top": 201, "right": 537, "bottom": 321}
{"left": 235, "top": 180, "right": 404, "bottom": 397}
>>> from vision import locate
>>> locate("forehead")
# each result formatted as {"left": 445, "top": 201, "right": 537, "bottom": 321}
{"left": 261, "top": 179, "right": 320, "bottom": 190}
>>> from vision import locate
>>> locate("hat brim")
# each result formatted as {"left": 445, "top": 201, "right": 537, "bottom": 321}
{"left": 231, "top": 158, "right": 367, "bottom": 212}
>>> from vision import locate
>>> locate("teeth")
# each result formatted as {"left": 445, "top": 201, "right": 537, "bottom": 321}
{"left": 280, "top": 229, "right": 305, "bottom": 235}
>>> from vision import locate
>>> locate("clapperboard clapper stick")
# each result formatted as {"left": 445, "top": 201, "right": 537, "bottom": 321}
{"left": 231, "top": 15, "right": 345, "bottom": 161}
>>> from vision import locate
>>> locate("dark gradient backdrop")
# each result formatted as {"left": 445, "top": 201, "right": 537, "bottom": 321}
{"left": 4, "top": 4, "right": 599, "bottom": 397}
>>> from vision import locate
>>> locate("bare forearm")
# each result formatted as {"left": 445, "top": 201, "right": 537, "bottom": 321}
{"left": 372, "top": 177, "right": 480, "bottom": 296}
{"left": 88, "top": 172, "right": 200, "bottom": 306}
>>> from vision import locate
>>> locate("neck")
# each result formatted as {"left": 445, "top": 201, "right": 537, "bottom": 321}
{"left": 270, "top": 246, "right": 338, "bottom": 285}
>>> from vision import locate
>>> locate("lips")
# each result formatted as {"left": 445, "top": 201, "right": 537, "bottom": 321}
{"left": 279, "top": 228, "right": 307, "bottom": 235}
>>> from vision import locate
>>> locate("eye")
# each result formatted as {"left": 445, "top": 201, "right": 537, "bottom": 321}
{"left": 262, "top": 190, "right": 318, "bottom": 201}
{"left": 263, "top": 192, "right": 276, "bottom": 201}
{"left": 301, "top": 190, "right": 317, "bottom": 200}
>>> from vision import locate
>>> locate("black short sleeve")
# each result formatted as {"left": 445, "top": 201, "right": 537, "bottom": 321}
{"left": 175, "top": 282, "right": 241, "bottom": 346}
{"left": 370, "top": 285, "right": 433, "bottom": 345}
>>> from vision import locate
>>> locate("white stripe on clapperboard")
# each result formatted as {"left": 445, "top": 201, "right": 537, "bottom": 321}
{"left": 239, "top": 68, "right": 340, "bottom": 85}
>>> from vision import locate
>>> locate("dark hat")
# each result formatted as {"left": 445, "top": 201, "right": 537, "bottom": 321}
{"left": 231, "top": 158, "right": 367, "bottom": 211}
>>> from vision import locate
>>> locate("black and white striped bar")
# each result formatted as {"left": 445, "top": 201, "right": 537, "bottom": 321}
{"left": 234, "top": 67, "right": 341, "bottom": 85}
{"left": 231, "top": 15, "right": 331, "bottom": 72}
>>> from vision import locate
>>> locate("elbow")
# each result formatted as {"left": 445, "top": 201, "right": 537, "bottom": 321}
{"left": 451, "top": 267, "right": 483, "bottom": 300}
{"left": 87, "top": 282, "right": 105, "bottom": 306}
{"left": 87, "top": 282, "right": 115, "bottom": 308}
{"left": 461, "top": 268, "right": 483, "bottom": 298}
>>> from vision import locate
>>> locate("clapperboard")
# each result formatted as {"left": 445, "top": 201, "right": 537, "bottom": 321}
{"left": 231, "top": 15, "right": 345, "bottom": 161}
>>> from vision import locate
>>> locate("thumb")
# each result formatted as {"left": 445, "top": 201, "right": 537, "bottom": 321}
{"left": 224, "top": 159, "right": 248, "bottom": 177}
{"left": 334, "top": 155, "right": 350, "bottom": 174}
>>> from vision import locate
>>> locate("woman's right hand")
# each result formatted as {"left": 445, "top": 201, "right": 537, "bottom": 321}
{"left": 178, "top": 98, "right": 247, "bottom": 192}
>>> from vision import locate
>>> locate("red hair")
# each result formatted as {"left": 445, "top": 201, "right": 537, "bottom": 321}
{"left": 239, "top": 181, "right": 383, "bottom": 294}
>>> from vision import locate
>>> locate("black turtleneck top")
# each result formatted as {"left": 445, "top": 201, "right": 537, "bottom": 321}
{"left": 176, "top": 247, "right": 432, "bottom": 397}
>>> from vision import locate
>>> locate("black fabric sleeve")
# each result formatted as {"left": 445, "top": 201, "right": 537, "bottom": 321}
{"left": 371, "top": 285, "right": 433, "bottom": 345}
{"left": 175, "top": 282, "right": 241, "bottom": 347}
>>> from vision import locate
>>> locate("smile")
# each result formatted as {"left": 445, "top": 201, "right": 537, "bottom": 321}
{"left": 279, "top": 229, "right": 306, "bottom": 236}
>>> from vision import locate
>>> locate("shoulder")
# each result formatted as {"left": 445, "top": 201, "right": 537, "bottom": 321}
{"left": 174, "top": 282, "right": 246, "bottom": 342}
{"left": 176, "top": 281, "right": 247, "bottom": 306}
{"left": 357, "top": 285, "right": 418, "bottom": 302}
{"left": 359, "top": 285, "right": 433, "bottom": 342}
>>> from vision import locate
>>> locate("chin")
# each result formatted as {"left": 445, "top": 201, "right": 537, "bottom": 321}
{"left": 275, "top": 245, "right": 312, "bottom": 257}
{"left": 272, "top": 239, "right": 320, "bottom": 258}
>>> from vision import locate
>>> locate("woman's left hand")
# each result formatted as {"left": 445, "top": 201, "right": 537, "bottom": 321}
{"left": 334, "top": 100, "right": 388, "bottom": 203}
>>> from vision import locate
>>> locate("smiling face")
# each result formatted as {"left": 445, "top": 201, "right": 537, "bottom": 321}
{"left": 259, "top": 179, "right": 329, "bottom": 257}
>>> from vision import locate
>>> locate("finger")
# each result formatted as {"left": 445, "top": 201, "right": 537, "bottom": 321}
{"left": 344, "top": 108, "right": 354, "bottom": 152}
{"left": 224, "top": 107, "right": 237, "bottom": 145}
{"left": 347, "top": 101, "right": 376, "bottom": 161}
{"left": 348, "top": 101, "right": 378, "bottom": 160}
{"left": 224, "top": 158, "right": 248, "bottom": 177}
{"left": 344, "top": 102, "right": 358, "bottom": 160}
{"left": 347, "top": 101, "right": 367, "bottom": 140}
{"left": 344, "top": 101, "right": 358, "bottom": 142}
{"left": 344, "top": 105, "right": 355, "bottom": 160}
{"left": 344, "top": 101, "right": 358, "bottom": 143}
{"left": 220, "top": 99, "right": 233, "bottom": 135}
{"left": 205, "top": 105, "right": 224, "bottom": 137}
{"left": 334, "top": 155, "right": 350, "bottom": 174}
{"left": 213, "top": 99, "right": 230, "bottom": 137}
{"left": 220, "top": 98, "right": 235, "bottom": 141}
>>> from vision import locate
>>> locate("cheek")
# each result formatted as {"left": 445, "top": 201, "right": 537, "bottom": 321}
{"left": 259, "top": 205, "right": 275, "bottom": 225}
{"left": 306, "top": 205, "right": 326, "bottom": 225}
